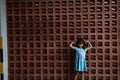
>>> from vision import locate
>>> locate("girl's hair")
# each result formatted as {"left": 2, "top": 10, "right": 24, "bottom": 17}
{"left": 76, "top": 37, "right": 86, "bottom": 49}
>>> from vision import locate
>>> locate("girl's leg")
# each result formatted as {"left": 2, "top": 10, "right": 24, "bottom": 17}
{"left": 74, "top": 72, "right": 79, "bottom": 80}
{"left": 82, "top": 72, "right": 84, "bottom": 80}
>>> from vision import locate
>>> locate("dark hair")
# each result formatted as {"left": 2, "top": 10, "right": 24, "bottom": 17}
{"left": 76, "top": 37, "right": 86, "bottom": 49}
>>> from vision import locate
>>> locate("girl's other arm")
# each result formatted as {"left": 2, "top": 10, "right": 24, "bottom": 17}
{"left": 86, "top": 40, "right": 93, "bottom": 50}
{"left": 69, "top": 42, "right": 76, "bottom": 49}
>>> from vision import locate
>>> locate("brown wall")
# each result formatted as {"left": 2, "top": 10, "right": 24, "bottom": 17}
{"left": 7, "top": 0, "right": 120, "bottom": 80}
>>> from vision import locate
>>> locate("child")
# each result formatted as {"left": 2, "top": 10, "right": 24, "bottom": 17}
{"left": 69, "top": 38, "right": 93, "bottom": 80}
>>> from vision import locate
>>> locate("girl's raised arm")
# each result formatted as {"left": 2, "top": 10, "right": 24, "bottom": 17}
{"left": 86, "top": 40, "right": 93, "bottom": 50}
{"left": 69, "top": 42, "right": 76, "bottom": 49}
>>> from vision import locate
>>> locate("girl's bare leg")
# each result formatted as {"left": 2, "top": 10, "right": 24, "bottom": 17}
{"left": 82, "top": 72, "right": 84, "bottom": 80}
{"left": 74, "top": 72, "right": 79, "bottom": 80}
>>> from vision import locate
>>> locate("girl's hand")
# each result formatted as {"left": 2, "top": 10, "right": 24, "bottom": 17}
{"left": 85, "top": 40, "right": 90, "bottom": 43}
{"left": 72, "top": 41, "right": 76, "bottom": 44}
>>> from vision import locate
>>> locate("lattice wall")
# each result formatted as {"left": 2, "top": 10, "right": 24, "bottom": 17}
{"left": 7, "top": 0, "right": 120, "bottom": 80}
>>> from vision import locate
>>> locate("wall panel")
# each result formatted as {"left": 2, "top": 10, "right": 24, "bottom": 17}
{"left": 7, "top": 0, "right": 120, "bottom": 80}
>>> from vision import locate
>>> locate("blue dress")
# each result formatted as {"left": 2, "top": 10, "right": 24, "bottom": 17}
{"left": 75, "top": 47, "right": 87, "bottom": 72}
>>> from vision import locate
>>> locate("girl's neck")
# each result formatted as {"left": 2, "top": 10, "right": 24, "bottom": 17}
{"left": 78, "top": 47, "right": 83, "bottom": 48}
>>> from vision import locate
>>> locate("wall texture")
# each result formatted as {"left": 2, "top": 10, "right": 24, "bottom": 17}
{"left": 6, "top": 0, "right": 120, "bottom": 80}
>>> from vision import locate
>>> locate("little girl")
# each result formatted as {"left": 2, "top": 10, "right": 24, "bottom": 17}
{"left": 70, "top": 38, "right": 93, "bottom": 80}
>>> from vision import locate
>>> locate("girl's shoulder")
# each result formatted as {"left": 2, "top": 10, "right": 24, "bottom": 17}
{"left": 82, "top": 48, "right": 87, "bottom": 51}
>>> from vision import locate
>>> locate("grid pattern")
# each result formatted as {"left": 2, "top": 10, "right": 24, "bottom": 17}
{"left": 7, "top": 0, "right": 120, "bottom": 80}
